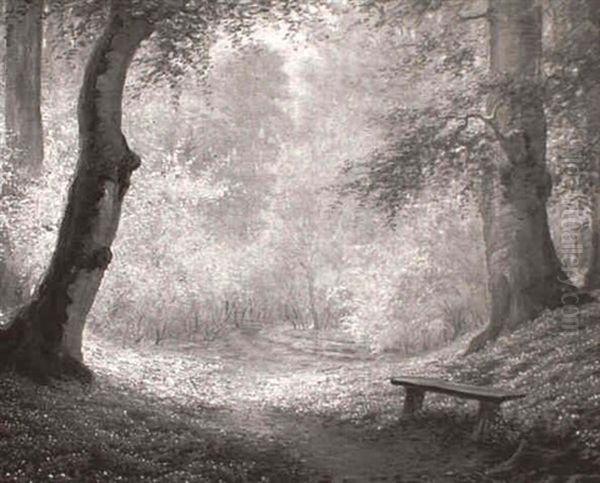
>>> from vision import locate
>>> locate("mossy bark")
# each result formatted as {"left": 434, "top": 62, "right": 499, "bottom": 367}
{"left": 0, "top": 2, "right": 154, "bottom": 381}
{"left": 467, "top": 0, "right": 572, "bottom": 353}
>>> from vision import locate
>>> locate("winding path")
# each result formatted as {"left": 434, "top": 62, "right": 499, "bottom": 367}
{"left": 85, "top": 328, "right": 501, "bottom": 481}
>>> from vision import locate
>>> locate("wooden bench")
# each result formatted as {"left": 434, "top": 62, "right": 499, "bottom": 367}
{"left": 390, "top": 376, "right": 526, "bottom": 440}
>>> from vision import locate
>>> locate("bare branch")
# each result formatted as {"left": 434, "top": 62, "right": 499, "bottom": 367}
{"left": 480, "top": 99, "right": 502, "bottom": 122}
{"left": 457, "top": 9, "right": 489, "bottom": 21}
{"left": 446, "top": 101, "right": 506, "bottom": 141}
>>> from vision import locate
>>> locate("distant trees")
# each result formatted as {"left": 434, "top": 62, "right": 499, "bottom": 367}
{"left": 2, "top": 0, "right": 597, "bottom": 379}
{"left": 203, "top": 43, "right": 291, "bottom": 240}
{"left": 339, "top": 0, "right": 594, "bottom": 351}
{"left": 0, "top": 0, "right": 328, "bottom": 380}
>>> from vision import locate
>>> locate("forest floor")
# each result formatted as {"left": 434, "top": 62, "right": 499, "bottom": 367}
{"left": 1, "top": 301, "right": 600, "bottom": 482}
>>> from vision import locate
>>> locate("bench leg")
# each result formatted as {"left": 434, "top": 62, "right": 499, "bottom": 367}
{"left": 403, "top": 388, "right": 425, "bottom": 416}
{"left": 473, "top": 401, "right": 501, "bottom": 441}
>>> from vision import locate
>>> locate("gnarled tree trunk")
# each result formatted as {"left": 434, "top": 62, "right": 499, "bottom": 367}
{"left": 467, "top": 0, "right": 572, "bottom": 353}
{"left": 0, "top": 1, "right": 154, "bottom": 380}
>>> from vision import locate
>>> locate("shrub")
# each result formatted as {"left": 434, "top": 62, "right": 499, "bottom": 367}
{"left": 336, "top": 185, "right": 488, "bottom": 354}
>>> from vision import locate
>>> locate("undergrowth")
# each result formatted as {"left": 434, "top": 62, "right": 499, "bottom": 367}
{"left": 1, "top": 297, "right": 599, "bottom": 481}
{"left": 0, "top": 373, "right": 306, "bottom": 482}
{"left": 444, "top": 297, "right": 600, "bottom": 478}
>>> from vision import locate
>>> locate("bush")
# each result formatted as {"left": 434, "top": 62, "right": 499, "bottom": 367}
{"left": 2, "top": 68, "right": 489, "bottom": 355}
{"left": 336, "top": 185, "right": 488, "bottom": 353}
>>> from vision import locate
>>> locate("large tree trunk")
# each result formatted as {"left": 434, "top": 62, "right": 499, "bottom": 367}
{"left": 0, "top": 2, "right": 154, "bottom": 380}
{"left": 467, "top": 0, "right": 572, "bottom": 353}
{"left": 1, "top": 0, "right": 44, "bottom": 312}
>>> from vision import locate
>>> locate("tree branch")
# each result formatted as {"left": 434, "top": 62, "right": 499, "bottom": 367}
{"left": 457, "top": 8, "right": 490, "bottom": 21}
{"left": 447, "top": 101, "right": 506, "bottom": 141}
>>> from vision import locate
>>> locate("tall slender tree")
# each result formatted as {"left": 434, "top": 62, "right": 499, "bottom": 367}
{"left": 5, "top": 0, "right": 44, "bottom": 175}
{"left": 1, "top": 0, "right": 44, "bottom": 312}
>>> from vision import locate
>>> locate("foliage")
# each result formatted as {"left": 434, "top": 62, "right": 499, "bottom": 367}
{"left": 336, "top": 0, "right": 488, "bottom": 219}
{"left": 0, "top": 90, "right": 79, "bottom": 316}
{"left": 1, "top": 0, "right": 599, "bottom": 479}
{"left": 542, "top": 0, "right": 600, "bottom": 223}
{"left": 444, "top": 298, "right": 600, "bottom": 475}
{"left": 0, "top": 366, "right": 308, "bottom": 482}
{"left": 3, "top": 0, "right": 495, "bottom": 356}
{"left": 2, "top": 297, "right": 598, "bottom": 480}
{"left": 2, "top": 0, "right": 598, "bottom": 378}
{"left": 337, "top": 185, "right": 487, "bottom": 353}
{"left": 43, "top": 0, "right": 341, "bottom": 91}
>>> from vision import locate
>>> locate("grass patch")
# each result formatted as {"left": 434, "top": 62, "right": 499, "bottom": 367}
{"left": 0, "top": 372, "right": 306, "bottom": 482}
{"left": 1, "top": 299, "right": 600, "bottom": 481}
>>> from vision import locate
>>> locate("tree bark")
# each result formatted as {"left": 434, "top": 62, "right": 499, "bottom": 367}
{"left": 1, "top": 0, "right": 44, "bottom": 313}
{"left": 5, "top": 0, "right": 44, "bottom": 176}
{"left": 0, "top": 1, "right": 154, "bottom": 380}
{"left": 467, "top": 0, "right": 572, "bottom": 353}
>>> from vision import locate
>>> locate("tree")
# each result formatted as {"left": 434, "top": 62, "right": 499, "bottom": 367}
{"left": 202, "top": 42, "right": 291, "bottom": 240}
{"left": 338, "top": 0, "right": 586, "bottom": 352}
{"left": 1, "top": 0, "right": 44, "bottom": 312}
{"left": 466, "top": 0, "right": 572, "bottom": 352}
{"left": 0, "top": 0, "right": 328, "bottom": 381}
{"left": 5, "top": 0, "right": 44, "bottom": 175}
{"left": 0, "top": 0, "right": 154, "bottom": 379}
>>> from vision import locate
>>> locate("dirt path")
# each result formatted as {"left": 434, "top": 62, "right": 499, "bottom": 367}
{"left": 82, "top": 329, "right": 504, "bottom": 481}
{"left": 4, "top": 325, "right": 595, "bottom": 481}
{"left": 225, "top": 406, "right": 496, "bottom": 482}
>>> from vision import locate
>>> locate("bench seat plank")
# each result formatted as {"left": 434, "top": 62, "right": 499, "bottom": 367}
{"left": 390, "top": 376, "right": 526, "bottom": 403}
